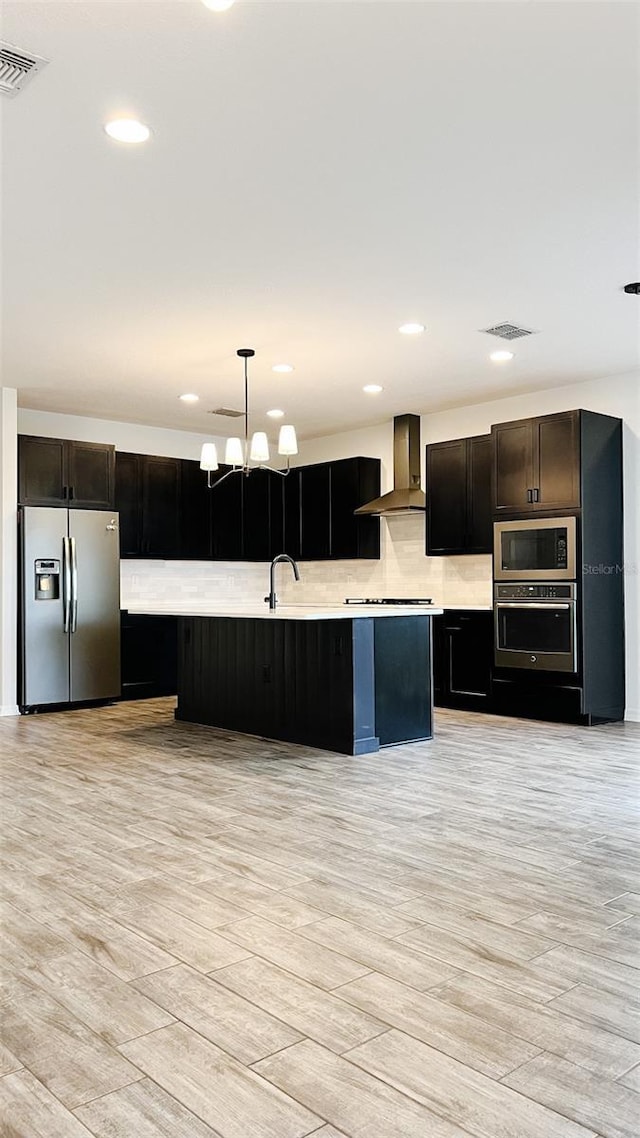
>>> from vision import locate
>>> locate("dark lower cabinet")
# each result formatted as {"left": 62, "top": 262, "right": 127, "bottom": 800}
{"left": 19, "top": 436, "right": 115, "bottom": 509}
{"left": 426, "top": 435, "right": 492, "bottom": 555}
{"left": 433, "top": 610, "right": 493, "bottom": 711}
{"left": 491, "top": 675, "right": 584, "bottom": 724}
{"left": 120, "top": 612, "right": 178, "bottom": 699}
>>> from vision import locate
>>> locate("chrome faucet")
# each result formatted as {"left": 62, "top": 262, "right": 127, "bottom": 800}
{"left": 266, "top": 553, "right": 300, "bottom": 611}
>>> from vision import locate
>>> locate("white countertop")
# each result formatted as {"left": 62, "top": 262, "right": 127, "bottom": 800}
{"left": 126, "top": 602, "right": 444, "bottom": 621}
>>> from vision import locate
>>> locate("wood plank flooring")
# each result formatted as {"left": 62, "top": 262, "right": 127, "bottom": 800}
{"left": 0, "top": 697, "right": 638, "bottom": 1137}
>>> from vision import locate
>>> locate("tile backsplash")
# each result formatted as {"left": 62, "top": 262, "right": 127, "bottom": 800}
{"left": 120, "top": 516, "right": 492, "bottom": 609}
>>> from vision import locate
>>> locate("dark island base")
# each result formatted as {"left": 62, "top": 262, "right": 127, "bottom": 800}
{"left": 175, "top": 615, "right": 433, "bottom": 756}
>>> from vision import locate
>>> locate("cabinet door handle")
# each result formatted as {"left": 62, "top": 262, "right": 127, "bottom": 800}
{"left": 68, "top": 485, "right": 75, "bottom": 501}
{"left": 533, "top": 487, "right": 540, "bottom": 502}
{"left": 526, "top": 489, "right": 532, "bottom": 503}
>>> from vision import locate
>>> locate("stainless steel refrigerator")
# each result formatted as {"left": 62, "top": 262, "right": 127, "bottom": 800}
{"left": 19, "top": 507, "right": 121, "bottom": 711}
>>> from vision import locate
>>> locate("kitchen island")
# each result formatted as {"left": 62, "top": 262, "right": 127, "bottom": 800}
{"left": 126, "top": 604, "right": 443, "bottom": 755}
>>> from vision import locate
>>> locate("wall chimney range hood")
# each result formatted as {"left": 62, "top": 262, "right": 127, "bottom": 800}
{"left": 355, "top": 414, "right": 425, "bottom": 517}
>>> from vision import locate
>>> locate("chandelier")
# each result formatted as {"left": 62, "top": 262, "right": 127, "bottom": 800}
{"left": 199, "top": 348, "right": 298, "bottom": 488}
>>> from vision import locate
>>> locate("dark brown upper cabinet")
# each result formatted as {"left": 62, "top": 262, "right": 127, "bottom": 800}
{"left": 294, "top": 457, "right": 381, "bottom": 561}
{"left": 210, "top": 465, "right": 244, "bottom": 561}
{"left": 426, "top": 434, "right": 492, "bottom": 555}
{"left": 180, "top": 459, "right": 212, "bottom": 560}
{"left": 242, "top": 467, "right": 273, "bottom": 561}
{"left": 282, "top": 468, "right": 302, "bottom": 560}
{"left": 299, "top": 463, "right": 332, "bottom": 560}
{"left": 492, "top": 410, "right": 580, "bottom": 514}
{"left": 141, "top": 457, "right": 181, "bottom": 558}
{"left": 115, "top": 452, "right": 181, "bottom": 558}
{"left": 115, "top": 452, "right": 142, "bottom": 556}
{"left": 116, "top": 451, "right": 380, "bottom": 563}
{"left": 331, "top": 456, "right": 380, "bottom": 560}
{"left": 19, "top": 436, "right": 115, "bottom": 510}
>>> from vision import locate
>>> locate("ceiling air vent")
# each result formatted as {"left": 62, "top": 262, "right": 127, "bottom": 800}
{"left": 208, "top": 408, "right": 244, "bottom": 418}
{"left": 0, "top": 42, "right": 49, "bottom": 98}
{"left": 481, "top": 322, "right": 536, "bottom": 341}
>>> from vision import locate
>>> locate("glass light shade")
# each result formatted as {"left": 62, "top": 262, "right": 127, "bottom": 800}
{"left": 278, "top": 425, "right": 298, "bottom": 456}
{"left": 225, "top": 437, "right": 244, "bottom": 467}
{"left": 199, "top": 443, "right": 219, "bottom": 471}
{"left": 250, "top": 432, "right": 270, "bottom": 462}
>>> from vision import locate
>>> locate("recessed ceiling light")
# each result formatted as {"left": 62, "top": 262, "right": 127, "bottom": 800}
{"left": 490, "top": 350, "right": 514, "bottom": 362}
{"left": 179, "top": 393, "right": 199, "bottom": 403}
{"left": 398, "top": 323, "right": 425, "bottom": 335}
{"left": 272, "top": 364, "right": 294, "bottom": 373}
{"left": 104, "top": 119, "right": 151, "bottom": 144}
{"left": 363, "top": 384, "right": 383, "bottom": 394}
{"left": 202, "top": 0, "right": 235, "bottom": 9}
{"left": 266, "top": 408, "right": 285, "bottom": 418}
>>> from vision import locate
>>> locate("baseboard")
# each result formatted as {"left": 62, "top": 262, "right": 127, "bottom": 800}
{"left": 625, "top": 707, "right": 640, "bottom": 723}
{"left": 0, "top": 704, "right": 20, "bottom": 717}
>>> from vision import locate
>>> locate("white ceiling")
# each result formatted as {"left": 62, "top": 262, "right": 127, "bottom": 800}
{"left": 2, "top": 1, "right": 638, "bottom": 440}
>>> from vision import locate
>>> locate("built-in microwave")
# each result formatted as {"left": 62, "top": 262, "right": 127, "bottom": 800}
{"left": 493, "top": 516, "right": 577, "bottom": 581}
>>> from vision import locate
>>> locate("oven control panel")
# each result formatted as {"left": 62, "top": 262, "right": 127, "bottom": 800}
{"left": 495, "top": 583, "right": 575, "bottom": 600}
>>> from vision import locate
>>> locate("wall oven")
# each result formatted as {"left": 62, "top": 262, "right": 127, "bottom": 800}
{"left": 494, "top": 583, "right": 577, "bottom": 672}
{"left": 494, "top": 516, "right": 577, "bottom": 581}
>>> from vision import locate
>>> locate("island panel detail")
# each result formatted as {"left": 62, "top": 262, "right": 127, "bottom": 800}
{"left": 175, "top": 615, "right": 433, "bottom": 756}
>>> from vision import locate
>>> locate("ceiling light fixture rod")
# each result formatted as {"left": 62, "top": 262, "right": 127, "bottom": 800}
{"left": 200, "top": 348, "right": 298, "bottom": 488}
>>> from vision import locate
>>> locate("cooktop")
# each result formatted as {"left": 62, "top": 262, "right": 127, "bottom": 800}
{"left": 344, "top": 597, "right": 433, "bottom": 606}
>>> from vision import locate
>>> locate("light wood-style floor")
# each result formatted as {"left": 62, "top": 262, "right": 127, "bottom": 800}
{"left": 1, "top": 698, "right": 639, "bottom": 1138}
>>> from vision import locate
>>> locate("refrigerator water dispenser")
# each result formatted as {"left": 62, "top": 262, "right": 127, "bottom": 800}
{"left": 35, "top": 559, "right": 60, "bottom": 600}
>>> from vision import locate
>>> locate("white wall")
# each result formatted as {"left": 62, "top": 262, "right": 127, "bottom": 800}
{"left": 18, "top": 408, "right": 226, "bottom": 461}
{"left": 0, "top": 389, "right": 19, "bottom": 715}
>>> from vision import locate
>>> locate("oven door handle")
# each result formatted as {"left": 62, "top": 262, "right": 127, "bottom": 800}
{"left": 495, "top": 602, "right": 571, "bottom": 610}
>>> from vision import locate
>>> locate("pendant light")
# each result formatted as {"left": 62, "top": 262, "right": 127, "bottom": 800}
{"left": 200, "top": 348, "right": 298, "bottom": 488}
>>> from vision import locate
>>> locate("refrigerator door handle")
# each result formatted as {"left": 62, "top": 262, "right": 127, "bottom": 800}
{"left": 70, "top": 536, "right": 78, "bottom": 633}
{"left": 63, "top": 535, "right": 72, "bottom": 633}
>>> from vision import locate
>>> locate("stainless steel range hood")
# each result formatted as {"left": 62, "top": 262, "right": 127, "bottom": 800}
{"left": 355, "top": 414, "right": 426, "bottom": 517}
